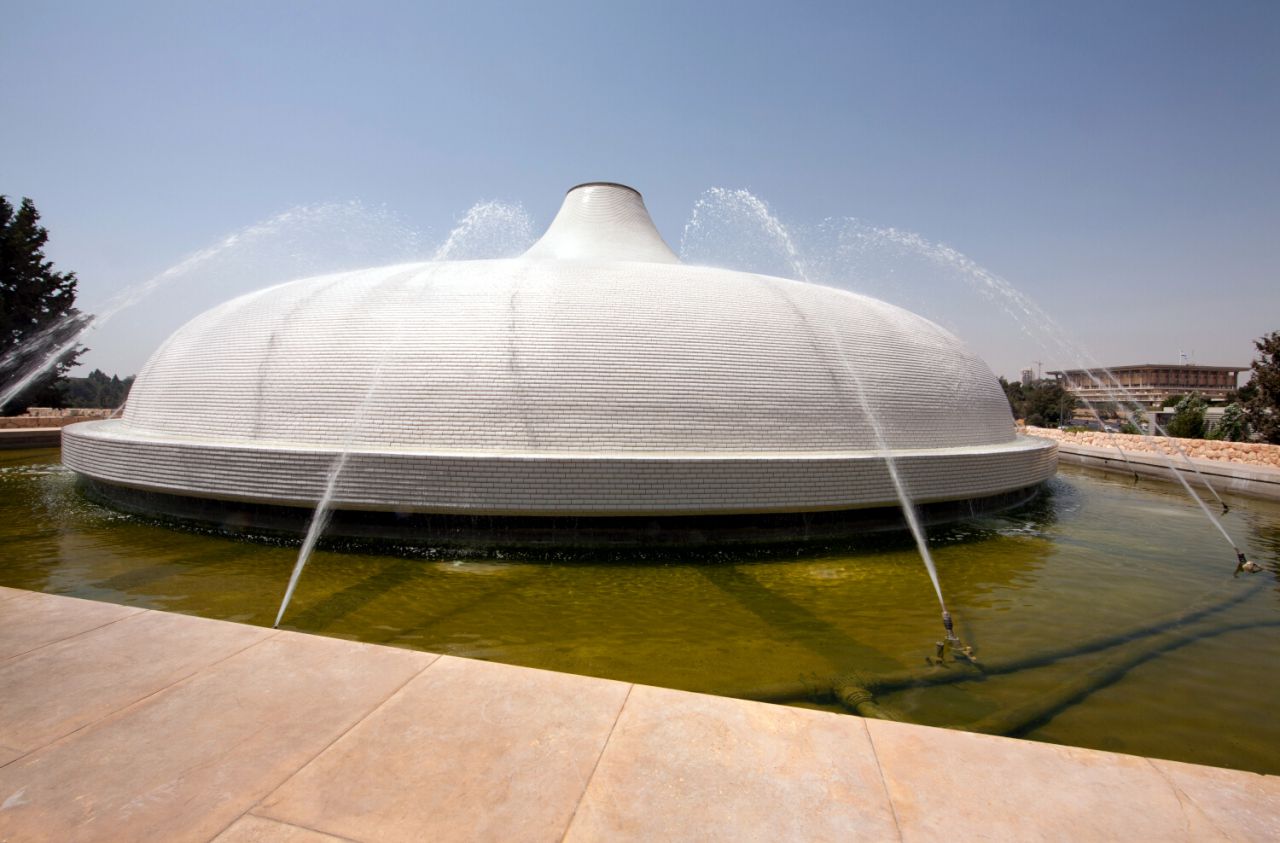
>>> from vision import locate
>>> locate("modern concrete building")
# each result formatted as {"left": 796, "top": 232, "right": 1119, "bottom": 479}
{"left": 63, "top": 183, "right": 1056, "bottom": 544}
{"left": 1048, "top": 364, "right": 1245, "bottom": 409}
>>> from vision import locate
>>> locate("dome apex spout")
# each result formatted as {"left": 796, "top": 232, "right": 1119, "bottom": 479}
{"left": 523, "top": 182, "right": 680, "bottom": 264}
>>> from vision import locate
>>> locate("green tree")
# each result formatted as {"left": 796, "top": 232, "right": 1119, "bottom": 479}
{"left": 998, "top": 377, "right": 1079, "bottom": 427}
{"left": 998, "top": 376, "right": 1024, "bottom": 419}
{"left": 63, "top": 369, "right": 134, "bottom": 409}
{"left": 1243, "top": 331, "right": 1280, "bottom": 444}
{"left": 1023, "top": 380, "right": 1078, "bottom": 427}
{"left": 1, "top": 196, "right": 87, "bottom": 414}
{"left": 1207, "top": 402, "right": 1248, "bottom": 442}
{"left": 1119, "top": 406, "right": 1146, "bottom": 435}
{"left": 1165, "top": 393, "right": 1207, "bottom": 439}
{"left": 1230, "top": 380, "right": 1257, "bottom": 404}
{"left": 1090, "top": 401, "right": 1119, "bottom": 419}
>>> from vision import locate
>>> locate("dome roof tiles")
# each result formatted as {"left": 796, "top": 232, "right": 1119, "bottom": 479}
{"left": 63, "top": 183, "right": 1055, "bottom": 518}
{"left": 118, "top": 259, "right": 1016, "bottom": 455}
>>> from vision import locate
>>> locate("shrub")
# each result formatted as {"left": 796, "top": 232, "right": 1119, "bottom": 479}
{"left": 1166, "top": 393, "right": 1207, "bottom": 439}
{"left": 1207, "top": 402, "right": 1249, "bottom": 442}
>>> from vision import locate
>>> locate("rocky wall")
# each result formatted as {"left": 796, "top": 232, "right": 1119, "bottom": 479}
{"left": 0, "top": 410, "right": 112, "bottom": 430}
{"left": 1025, "top": 426, "right": 1280, "bottom": 470}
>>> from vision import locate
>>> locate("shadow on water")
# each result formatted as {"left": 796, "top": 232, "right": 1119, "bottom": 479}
{"left": 696, "top": 564, "right": 898, "bottom": 673}
{"left": 282, "top": 558, "right": 428, "bottom": 631}
{"left": 88, "top": 552, "right": 235, "bottom": 594}
{"left": 356, "top": 568, "right": 537, "bottom": 648}
{"left": 992, "top": 618, "right": 1280, "bottom": 739}
{"left": 271, "top": 554, "right": 540, "bottom": 646}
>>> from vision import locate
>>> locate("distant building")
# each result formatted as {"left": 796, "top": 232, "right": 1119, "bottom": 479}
{"left": 1047, "top": 364, "right": 1244, "bottom": 409}
{"left": 1019, "top": 368, "right": 1034, "bottom": 386}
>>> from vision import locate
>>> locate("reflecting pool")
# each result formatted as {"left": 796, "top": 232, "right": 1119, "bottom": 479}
{"left": 2, "top": 447, "right": 1277, "bottom": 773}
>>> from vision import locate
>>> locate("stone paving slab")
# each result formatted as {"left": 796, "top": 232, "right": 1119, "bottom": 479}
{"left": 258, "top": 655, "right": 630, "bottom": 843}
{"left": 866, "top": 718, "right": 1223, "bottom": 841}
{"left": 1150, "top": 758, "right": 1280, "bottom": 841}
{"left": 0, "top": 586, "right": 141, "bottom": 660}
{"left": 564, "top": 683, "right": 899, "bottom": 842}
{"left": 212, "top": 815, "right": 353, "bottom": 842}
{"left": 1, "top": 588, "right": 1278, "bottom": 842}
{"left": 0, "top": 609, "right": 272, "bottom": 752}
{"left": 0, "top": 616, "right": 433, "bottom": 842}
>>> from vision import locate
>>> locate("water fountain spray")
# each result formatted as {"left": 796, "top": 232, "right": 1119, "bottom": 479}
{"left": 853, "top": 223, "right": 1235, "bottom": 508}
{"left": 685, "top": 190, "right": 973, "bottom": 659}
{"left": 1080, "top": 404, "right": 1139, "bottom": 482}
{"left": 0, "top": 202, "right": 425, "bottom": 411}
{"left": 1063, "top": 371, "right": 1255, "bottom": 573}
{"left": 1007, "top": 332, "right": 1249, "bottom": 572}
{"left": 832, "top": 220, "right": 1253, "bottom": 574}
{"left": 1073, "top": 370, "right": 1231, "bottom": 514}
{"left": 272, "top": 201, "right": 534, "bottom": 628}
{"left": 822, "top": 321, "right": 972, "bottom": 660}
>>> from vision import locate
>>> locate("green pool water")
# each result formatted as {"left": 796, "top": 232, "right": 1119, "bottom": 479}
{"left": 2, "top": 447, "right": 1278, "bottom": 774}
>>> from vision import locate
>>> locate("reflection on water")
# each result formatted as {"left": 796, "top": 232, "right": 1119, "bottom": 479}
{"left": 1, "top": 447, "right": 1277, "bottom": 773}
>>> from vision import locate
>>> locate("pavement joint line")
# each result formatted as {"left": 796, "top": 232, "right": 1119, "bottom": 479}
{"left": 222, "top": 648, "right": 445, "bottom": 840}
{"left": 863, "top": 719, "right": 906, "bottom": 842}
{"left": 560, "top": 682, "right": 635, "bottom": 841}
{"left": 0, "top": 745, "right": 22, "bottom": 770}
{"left": 12, "top": 621, "right": 284, "bottom": 759}
{"left": 1144, "top": 756, "right": 1228, "bottom": 840}
{"left": 238, "top": 814, "right": 364, "bottom": 843}
{"left": 0, "top": 602, "right": 144, "bottom": 665}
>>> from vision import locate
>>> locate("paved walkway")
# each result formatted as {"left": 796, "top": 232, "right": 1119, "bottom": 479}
{"left": 0, "top": 587, "right": 1277, "bottom": 842}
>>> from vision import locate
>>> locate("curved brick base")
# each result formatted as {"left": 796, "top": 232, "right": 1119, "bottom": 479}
{"left": 63, "top": 421, "right": 1056, "bottom": 518}
{"left": 65, "top": 418, "right": 1057, "bottom": 548}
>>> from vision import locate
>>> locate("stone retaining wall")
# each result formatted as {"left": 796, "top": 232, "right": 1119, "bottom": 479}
{"left": 1025, "top": 426, "right": 1280, "bottom": 469}
{"left": 0, "top": 409, "right": 112, "bottom": 429}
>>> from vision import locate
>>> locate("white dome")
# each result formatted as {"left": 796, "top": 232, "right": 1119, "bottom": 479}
{"left": 64, "top": 184, "right": 1055, "bottom": 520}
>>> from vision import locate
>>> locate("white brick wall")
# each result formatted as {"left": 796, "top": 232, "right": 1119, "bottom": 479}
{"left": 63, "top": 422, "right": 1057, "bottom": 515}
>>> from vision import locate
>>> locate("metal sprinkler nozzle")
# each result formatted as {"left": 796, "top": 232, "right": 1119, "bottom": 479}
{"left": 935, "top": 610, "right": 978, "bottom": 664}
{"left": 1235, "top": 551, "right": 1263, "bottom": 576}
{"left": 941, "top": 612, "right": 962, "bottom": 646}
{"left": 938, "top": 613, "right": 957, "bottom": 655}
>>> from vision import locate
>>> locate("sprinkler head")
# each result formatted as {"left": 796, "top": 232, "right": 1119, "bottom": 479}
{"left": 1235, "top": 552, "right": 1262, "bottom": 576}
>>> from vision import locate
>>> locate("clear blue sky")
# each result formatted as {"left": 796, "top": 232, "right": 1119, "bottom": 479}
{"left": 3, "top": 1, "right": 1277, "bottom": 379}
